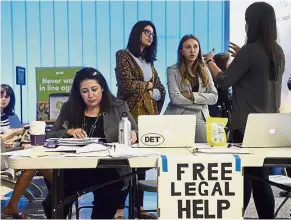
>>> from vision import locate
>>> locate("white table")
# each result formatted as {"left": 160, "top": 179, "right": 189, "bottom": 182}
{"left": 240, "top": 147, "right": 291, "bottom": 167}
{"left": 191, "top": 144, "right": 291, "bottom": 167}
{"left": 8, "top": 145, "right": 290, "bottom": 169}
{"left": 7, "top": 147, "right": 192, "bottom": 169}
{"left": 6, "top": 145, "right": 291, "bottom": 219}
{"left": 7, "top": 146, "right": 194, "bottom": 218}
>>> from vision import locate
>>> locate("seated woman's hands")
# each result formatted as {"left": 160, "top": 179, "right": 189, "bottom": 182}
{"left": 12, "top": 128, "right": 25, "bottom": 136}
{"left": 0, "top": 128, "right": 24, "bottom": 146}
{"left": 131, "top": 131, "right": 137, "bottom": 144}
{"left": 5, "top": 128, "right": 24, "bottom": 136}
{"left": 4, "top": 142, "right": 13, "bottom": 148}
{"left": 67, "top": 128, "right": 88, "bottom": 138}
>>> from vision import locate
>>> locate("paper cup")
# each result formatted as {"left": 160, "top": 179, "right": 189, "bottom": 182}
{"left": 30, "top": 121, "right": 46, "bottom": 146}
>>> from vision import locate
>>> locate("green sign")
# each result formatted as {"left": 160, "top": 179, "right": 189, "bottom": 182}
{"left": 35, "top": 67, "right": 82, "bottom": 121}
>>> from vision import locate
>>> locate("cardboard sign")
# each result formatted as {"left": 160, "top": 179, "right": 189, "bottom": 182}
{"left": 158, "top": 155, "right": 243, "bottom": 219}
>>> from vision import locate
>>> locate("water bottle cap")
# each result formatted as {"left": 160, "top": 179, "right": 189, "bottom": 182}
{"left": 122, "top": 112, "right": 128, "bottom": 118}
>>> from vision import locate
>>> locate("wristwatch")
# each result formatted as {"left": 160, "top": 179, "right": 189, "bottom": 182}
{"left": 206, "top": 59, "right": 214, "bottom": 65}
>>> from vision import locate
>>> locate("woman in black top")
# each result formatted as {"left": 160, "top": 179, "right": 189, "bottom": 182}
{"left": 205, "top": 2, "right": 285, "bottom": 219}
{"left": 43, "top": 67, "right": 138, "bottom": 219}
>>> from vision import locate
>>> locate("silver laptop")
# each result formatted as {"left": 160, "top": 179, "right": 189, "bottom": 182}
{"left": 138, "top": 115, "right": 196, "bottom": 148}
{"left": 242, "top": 113, "right": 291, "bottom": 148}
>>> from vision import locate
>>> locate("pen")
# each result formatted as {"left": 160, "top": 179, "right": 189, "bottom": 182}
{"left": 193, "top": 148, "right": 199, "bottom": 153}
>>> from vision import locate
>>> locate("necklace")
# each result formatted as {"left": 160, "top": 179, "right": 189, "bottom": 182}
{"left": 139, "top": 57, "right": 145, "bottom": 67}
{"left": 82, "top": 115, "right": 99, "bottom": 137}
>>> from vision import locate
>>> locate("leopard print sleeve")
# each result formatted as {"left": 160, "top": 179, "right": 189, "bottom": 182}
{"left": 115, "top": 50, "right": 150, "bottom": 96}
{"left": 153, "top": 66, "right": 166, "bottom": 113}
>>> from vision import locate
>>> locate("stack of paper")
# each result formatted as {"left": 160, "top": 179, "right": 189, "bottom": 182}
{"left": 109, "top": 144, "right": 160, "bottom": 158}
{"left": 45, "top": 143, "right": 109, "bottom": 154}
{"left": 44, "top": 143, "right": 159, "bottom": 158}
{"left": 56, "top": 138, "right": 101, "bottom": 146}
{"left": 2, "top": 148, "right": 61, "bottom": 158}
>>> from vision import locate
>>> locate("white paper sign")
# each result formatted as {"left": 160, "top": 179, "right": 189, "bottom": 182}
{"left": 158, "top": 155, "right": 243, "bottom": 219}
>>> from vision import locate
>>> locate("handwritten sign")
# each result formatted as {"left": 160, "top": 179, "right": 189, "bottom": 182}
{"left": 158, "top": 155, "right": 243, "bottom": 219}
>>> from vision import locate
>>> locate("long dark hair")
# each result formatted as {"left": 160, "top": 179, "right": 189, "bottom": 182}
{"left": 177, "top": 35, "right": 209, "bottom": 88}
{"left": 127, "top": 20, "right": 157, "bottom": 63}
{"left": 213, "top": 53, "right": 230, "bottom": 72}
{"left": 245, "top": 2, "right": 281, "bottom": 81}
{"left": 64, "top": 67, "right": 114, "bottom": 128}
{"left": 1, "top": 84, "right": 16, "bottom": 116}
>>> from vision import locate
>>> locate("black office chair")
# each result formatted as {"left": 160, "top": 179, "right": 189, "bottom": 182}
{"left": 269, "top": 168, "right": 291, "bottom": 218}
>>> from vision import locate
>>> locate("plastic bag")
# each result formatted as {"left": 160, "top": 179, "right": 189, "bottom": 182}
{"left": 206, "top": 117, "right": 228, "bottom": 146}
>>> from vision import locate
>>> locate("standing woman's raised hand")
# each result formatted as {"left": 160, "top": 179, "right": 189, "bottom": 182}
{"left": 228, "top": 42, "right": 240, "bottom": 57}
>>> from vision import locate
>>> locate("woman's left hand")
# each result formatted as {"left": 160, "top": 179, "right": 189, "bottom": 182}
{"left": 131, "top": 131, "right": 137, "bottom": 144}
{"left": 4, "top": 142, "right": 13, "bottom": 148}
{"left": 203, "top": 48, "right": 215, "bottom": 63}
{"left": 148, "top": 89, "right": 153, "bottom": 98}
{"left": 181, "top": 91, "right": 193, "bottom": 100}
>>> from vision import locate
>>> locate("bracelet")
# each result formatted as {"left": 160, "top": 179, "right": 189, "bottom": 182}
{"left": 206, "top": 59, "right": 214, "bottom": 65}
{"left": 191, "top": 94, "right": 195, "bottom": 102}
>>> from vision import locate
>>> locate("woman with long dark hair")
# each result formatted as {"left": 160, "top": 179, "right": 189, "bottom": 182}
{"left": 115, "top": 20, "right": 166, "bottom": 218}
{"left": 0, "top": 84, "right": 22, "bottom": 133}
{"left": 115, "top": 20, "right": 165, "bottom": 121}
{"left": 164, "top": 34, "right": 218, "bottom": 143}
{"left": 205, "top": 2, "right": 285, "bottom": 218}
{"left": 43, "top": 67, "right": 138, "bottom": 219}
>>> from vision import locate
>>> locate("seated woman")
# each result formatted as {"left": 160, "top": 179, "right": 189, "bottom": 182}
{"left": 1, "top": 84, "right": 52, "bottom": 219}
{"left": 164, "top": 35, "right": 218, "bottom": 143}
{"left": 43, "top": 67, "right": 138, "bottom": 219}
{"left": 0, "top": 84, "right": 22, "bottom": 134}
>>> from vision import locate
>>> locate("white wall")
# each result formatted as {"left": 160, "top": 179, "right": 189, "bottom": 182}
{"left": 230, "top": 0, "right": 291, "bottom": 112}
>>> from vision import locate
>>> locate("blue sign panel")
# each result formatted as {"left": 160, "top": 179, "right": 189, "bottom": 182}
{"left": 16, "top": 66, "right": 26, "bottom": 85}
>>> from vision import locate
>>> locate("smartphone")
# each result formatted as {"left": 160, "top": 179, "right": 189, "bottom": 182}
{"left": 49, "top": 93, "right": 70, "bottom": 120}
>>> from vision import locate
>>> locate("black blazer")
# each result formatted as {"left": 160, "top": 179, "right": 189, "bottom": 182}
{"left": 47, "top": 99, "right": 138, "bottom": 141}
{"left": 46, "top": 98, "right": 138, "bottom": 186}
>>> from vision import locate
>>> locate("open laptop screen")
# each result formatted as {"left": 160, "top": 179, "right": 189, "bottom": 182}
{"left": 242, "top": 113, "right": 291, "bottom": 148}
{"left": 138, "top": 115, "right": 196, "bottom": 148}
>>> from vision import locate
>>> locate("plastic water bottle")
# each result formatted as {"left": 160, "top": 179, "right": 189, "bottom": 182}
{"left": 118, "top": 112, "right": 131, "bottom": 146}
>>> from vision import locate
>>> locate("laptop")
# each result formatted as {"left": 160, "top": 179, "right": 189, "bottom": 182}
{"left": 138, "top": 115, "right": 196, "bottom": 148}
{"left": 242, "top": 113, "right": 291, "bottom": 148}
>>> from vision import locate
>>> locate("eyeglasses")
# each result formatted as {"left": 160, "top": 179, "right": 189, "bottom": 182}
{"left": 143, "top": 29, "right": 155, "bottom": 38}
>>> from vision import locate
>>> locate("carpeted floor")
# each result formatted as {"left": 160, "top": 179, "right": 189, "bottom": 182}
{"left": 1, "top": 175, "right": 290, "bottom": 219}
